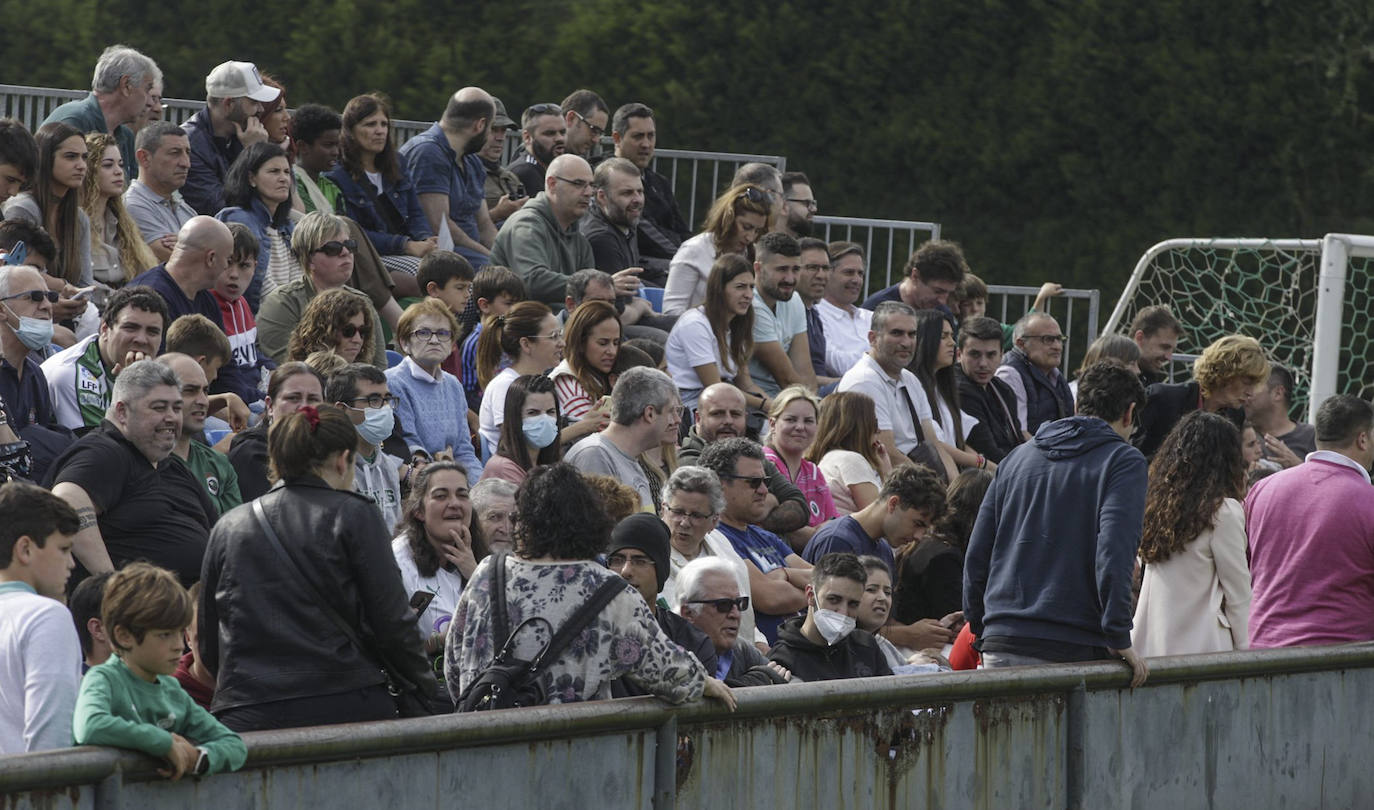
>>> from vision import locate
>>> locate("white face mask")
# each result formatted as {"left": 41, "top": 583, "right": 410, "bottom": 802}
{"left": 812, "top": 599, "right": 856, "bottom": 646}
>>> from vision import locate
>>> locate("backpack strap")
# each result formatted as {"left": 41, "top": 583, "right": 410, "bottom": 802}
{"left": 490, "top": 551, "right": 511, "bottom": 655}
{"left": 531, "top": 576, "right": 627, "bottom": 670}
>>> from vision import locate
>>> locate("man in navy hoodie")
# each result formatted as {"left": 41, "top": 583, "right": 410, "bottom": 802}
{"left": 963, "top": 362, "right": 1149, "bottom": 686}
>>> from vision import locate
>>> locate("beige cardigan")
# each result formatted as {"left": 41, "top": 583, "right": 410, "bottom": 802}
{"left": 1131, "top": 498, "right": 1252, "bottom": 657}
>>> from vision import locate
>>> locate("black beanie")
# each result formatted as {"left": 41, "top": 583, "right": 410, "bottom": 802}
{"left": 608, "top": 513, "right": 672, "bottom": 593}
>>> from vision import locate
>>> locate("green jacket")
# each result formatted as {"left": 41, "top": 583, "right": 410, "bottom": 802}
{"left": 489, "top": 192, "right": 595, "bottom": 308}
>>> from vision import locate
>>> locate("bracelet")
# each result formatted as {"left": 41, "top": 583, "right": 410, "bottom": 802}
{"left": 976, "top": 454, "right": 986, "bottom": 469}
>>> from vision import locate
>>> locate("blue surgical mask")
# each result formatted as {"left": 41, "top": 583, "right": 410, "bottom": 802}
{"left": 3, "top": 303, "right": 53, "bottom": 352}
{"left": 521, "top": 415, "right": 558, "bottom": 449}
{"left": 356, "top": 404, "right": 394, "bottom": 446}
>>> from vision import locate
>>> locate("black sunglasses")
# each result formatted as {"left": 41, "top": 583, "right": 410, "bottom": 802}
{"left": 687, "top": 596, "right": 749, "bottom": 614}
{"left": 720, "top": 472, "right": 766, "bottom": 490}
{"left": 339, "top": 323, "right": 370, "bottom": 339}
{"left": 737, "top": 186, "right": 771, "bottom": 206}
{"left": 315, "top": 239, "right": 358, "bottom": 257}
{"left": 2, "top": 290, "right": 61, "bottom": 304}
{"left": 526, "top": 102, "right": 561, "bottom": 116}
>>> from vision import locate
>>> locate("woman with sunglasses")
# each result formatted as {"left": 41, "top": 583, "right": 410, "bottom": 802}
{"left": 80, "top": 132, "right": 157, "bottom": 286}
{"left": 481, "top": 373, "right": 562, "bottom": 486}
{"left": 665, "top": 253, "right": 767, "bottom": 414}
{"left": 2, "top": 122, "right": 93, "bottom": 286}
{"left": 662, "top": 183, "right": 773, "bottom": 316}
{"left": 385, "top": 298, "right": 483, "bottom": 485}
{"left": 216, "top": 141, "right": 298, "bottom": 310}
{"left": 326, "top": 93, "right": 436, "bottom": 298}
{"left": 258, "top": 211, "right": 386, "bottom": 367}
{"left": 476, "top": 301, "right": 563, "bottom": 455}
{"left": 287, "top": 288, "right": 377, "bottom": 366}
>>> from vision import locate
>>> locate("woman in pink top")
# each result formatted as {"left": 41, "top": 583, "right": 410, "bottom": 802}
{"left": 763, "top": 386, "right": 838, "bottom": 545}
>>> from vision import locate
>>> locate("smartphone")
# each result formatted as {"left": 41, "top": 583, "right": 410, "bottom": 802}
{"left": 409, "top": 590, "right": 436, "bottom": 615}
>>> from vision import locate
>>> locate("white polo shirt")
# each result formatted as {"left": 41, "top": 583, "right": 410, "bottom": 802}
{"left": 815, "top": 299, "right": 874, "bottom": 375}
{"left": 837, "top": 353, "right": 934, "bottom": 454}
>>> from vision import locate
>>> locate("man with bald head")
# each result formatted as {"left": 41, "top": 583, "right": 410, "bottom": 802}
{"left": 995, "top": 312, "right": 1074, "bottom": 434}
{"left": 157, "top": 352, "right": 240, "bottom": 517}
{"left": 399, "top": 87, "right": 496, "bottom": 271}
{"left": 0, "top": 264, "right": 75, "bottom": 480}
{"left": 489, "top": 153, "right": 597, "bottom": 308}
{"left": 129, "top": 216, "right": 231, "bottom": 345}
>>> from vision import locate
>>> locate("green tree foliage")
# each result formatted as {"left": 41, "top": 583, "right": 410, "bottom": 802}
{"left": 5, "top": 0, "right": 1374, "bottom": 303}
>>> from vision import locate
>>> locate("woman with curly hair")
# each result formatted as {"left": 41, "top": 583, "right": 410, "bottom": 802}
{"left": 287, "top": 287, "right": 376, "bottom": 365}
{"left": 445, "top": 462, "right": 735, "bottom": 707}
{"left": 808, "top": 391, "right": 892, "bottom": 514}
{"left": 1132, "top": 334, "right": 1270, "bottom": 458}
{"left": 81, "top": 132, "right": 157, "bottom": 284}
{"left": 1131, "top": 410, "right": 1251, "bottom": 656}
{"left": 548, "top": 299, "right": 618, "bottom": 444}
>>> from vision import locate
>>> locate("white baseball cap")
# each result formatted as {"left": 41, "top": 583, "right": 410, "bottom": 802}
{"left": 205, "top": 61, "right": 280, "bottom": 103}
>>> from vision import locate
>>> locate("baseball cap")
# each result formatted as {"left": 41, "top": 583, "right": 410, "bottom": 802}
{"left": 491, "top": 97, "right": 517, "bottom": 130}
{"left": 205, "top": 61, "right": 281, "bottom": 103}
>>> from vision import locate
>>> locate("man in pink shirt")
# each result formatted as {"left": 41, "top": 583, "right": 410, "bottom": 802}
{"left": 1246, "top": 394, "right": 1374, "bottom": 648}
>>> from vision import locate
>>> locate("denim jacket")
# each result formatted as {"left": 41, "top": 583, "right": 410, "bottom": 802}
{"left": 215, "top": 197, "right": 293, "bottom": 312}
{"left": 324, "top": 164, "right": 432, "bottom": 256}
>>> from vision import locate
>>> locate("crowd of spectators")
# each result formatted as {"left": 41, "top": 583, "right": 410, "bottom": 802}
{"left": 2, "top": 44, "right": 1371, "bottom": 782}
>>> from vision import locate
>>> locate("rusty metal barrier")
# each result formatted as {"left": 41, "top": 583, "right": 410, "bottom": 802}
{"left": 3, "top": 643, "right": 1372, "bottom": 808}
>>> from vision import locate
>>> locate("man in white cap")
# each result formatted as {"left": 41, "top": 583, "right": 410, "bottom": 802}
{"left": 180, "top": 61, "right": 280, "bottom": 215}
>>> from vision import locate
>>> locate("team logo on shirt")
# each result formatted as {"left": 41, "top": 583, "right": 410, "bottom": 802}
{"left": 205, "top": 475, "right": 221, "bottom": 496}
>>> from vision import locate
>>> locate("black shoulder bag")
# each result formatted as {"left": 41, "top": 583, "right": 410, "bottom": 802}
{"left": 252, "top": 499, "right": 433, "bottom": 717}
{"left": 456, "top": 552, "right": 625, "bottom": 712}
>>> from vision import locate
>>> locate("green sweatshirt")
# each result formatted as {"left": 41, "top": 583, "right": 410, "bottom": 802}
{"left": 72, "top": 656, "right": 246, "bottom": 775}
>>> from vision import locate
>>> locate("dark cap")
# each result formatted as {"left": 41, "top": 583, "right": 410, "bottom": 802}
{"left": 607, "top": 513, "right": 671, "bottom": 593}
{"left": 491, "top": 97, "right": 517, "bottom": 130}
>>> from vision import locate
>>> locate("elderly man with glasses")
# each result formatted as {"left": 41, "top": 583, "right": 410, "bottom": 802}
{"left": 490, "top": 154, "right": 597, "bottom": 310}
{"left": 677, "top": 556, "right": 792, "bottom": 686}
{"left": 995, "top": 311, "right": 1074, "bottom": 434}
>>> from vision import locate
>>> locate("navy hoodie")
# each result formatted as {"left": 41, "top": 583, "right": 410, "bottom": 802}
{"left": 962, "top": 416, "right": 1147, "bottom": 651}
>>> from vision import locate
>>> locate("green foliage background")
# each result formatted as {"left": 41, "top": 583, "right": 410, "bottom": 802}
{"left": 8, "top": 0, "right": 1374, "bottom": 303}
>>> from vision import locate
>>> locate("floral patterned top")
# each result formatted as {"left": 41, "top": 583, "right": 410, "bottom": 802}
{"left": 444, "top": 556, "right": 705, "bottom": 705}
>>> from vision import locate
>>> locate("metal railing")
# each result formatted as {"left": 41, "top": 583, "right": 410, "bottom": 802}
{"left": 816, "top": 214, "right": 941, "bottom": 291}
{"left": 4, "top": 644, "right": 1371, "bottom": 808}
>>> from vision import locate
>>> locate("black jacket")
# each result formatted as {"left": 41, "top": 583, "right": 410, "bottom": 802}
{"left": 956, "top": 366, "right": 1024, "bottom": 463}
{"left": 198, "top": 476, "right": 436, "bottom": 714}
{"left": 766, "top": 616, "right": 893, "bottom": 682}
{"left": 723, "top": 638, "right": 790, "bottom": 687}
{"left": 226, "top": 421, "right": 270, "bottom": 502}
{"left": 582, "top": 203, "right": 669, "bottom": 288}
{"left": 1131, "top": 381, "right": 1245, "bottom": 459}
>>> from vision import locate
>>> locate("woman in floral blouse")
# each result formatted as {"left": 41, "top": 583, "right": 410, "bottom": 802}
{"left": 445, "top": 462, "right": 736, "bottom": 707}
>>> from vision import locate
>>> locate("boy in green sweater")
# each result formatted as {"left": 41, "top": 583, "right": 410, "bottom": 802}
{"left": 72, "top": 563, "right": 246, "bottom": 779}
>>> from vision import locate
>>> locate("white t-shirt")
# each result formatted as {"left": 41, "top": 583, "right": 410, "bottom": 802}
{"left": 748, "top": 291, "right": 808, "bottom": 397}
{"left": 365, "top": 170, "right": 385, "bottom": 195}
{"left": 391, "top": 536, "right": 466, "bottom": 639}
{"left": 0, "top": 583, "right": 82, "bottom": 754}
{"left": 837, "top": 353, "right": 934, "bottom": 454}
{"left": 666, "top": 308, "right": 736, "bottom": 410}
{"left": 815, "top": 300, "right": 874, "bottom": 376}
{"left": 929, "top": 388, "right": 979, "bottom": 445}
{"left": 818, "top": 449, "right": 882, "bottom": 515}
{"left": 478, "top": 366, "right": 521, "bottom": 454}
{"left": 663, "top": 233, "right": 715, "bottom": 316}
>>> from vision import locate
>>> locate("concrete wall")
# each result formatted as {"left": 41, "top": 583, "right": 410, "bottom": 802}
{"left": 4, "top": 644, "right": 1372, "bottom": 809}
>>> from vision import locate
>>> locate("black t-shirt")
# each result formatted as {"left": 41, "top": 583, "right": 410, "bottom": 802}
{"left": 49, "top": 420, "right": 214, "bottom": 585}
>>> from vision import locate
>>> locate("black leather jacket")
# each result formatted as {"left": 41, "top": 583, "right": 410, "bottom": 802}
{"left": 198, "top": 476, "right": 436, "bottom": 714}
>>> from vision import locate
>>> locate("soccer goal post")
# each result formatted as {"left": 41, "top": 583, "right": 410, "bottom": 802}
{"left": 1104, "top": 235, "right": 1371, "bottom": 424}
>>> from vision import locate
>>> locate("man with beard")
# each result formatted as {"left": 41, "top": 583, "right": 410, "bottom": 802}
{"left": 400, "top": 87, "right": 497, "bottom": 272}
{"left": 781, "top": 172, "right": 818, "bottom": 238}
{"left": 581, "top": 157, "right": 674, "bottom": 332}
{"left": 158, "top": 353, "right": 240, "bottom": 518}
{"left": 560, "top": 89, "right": 610, "bottom": 160}
{"left": 180, "top": 61, "right": 277, "bottom": 215}
{"left": 748, "top": 232, "right": 817, "bottom": 398}
{"left": 478, "top": 97, "right": 526, "bottom": 228}
{"left": 611, "top": 104, "right": 689, "bottom": 284}
{"left": 509, "top": 103, "right": 566, "bottom": 199}
{"left": 490, "top": 154, "right": 597, "bottom": 308}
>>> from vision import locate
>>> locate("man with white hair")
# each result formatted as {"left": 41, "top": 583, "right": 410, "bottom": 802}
{"left": 0, "top": 265, "right": 74, "bottom": 481}
{"left": 677, "top": 557, "right": 790, "bottom": 686}
{"left": 42, "top": 44, "right": 161, "bottom": 179}
{"left": 47, "top": 360, "right": 215, "bottom": 587}
{"left": 565, "top": 366, "right": 681, "bottom": 510}
{"left": 489, "top": 153, "right": 597, "bottom": 308}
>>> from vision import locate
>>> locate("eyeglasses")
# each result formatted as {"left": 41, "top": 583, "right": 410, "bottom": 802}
{"left": 411, "top": 328, "right": 453, "bottom": 343}
{"left": 534, "top": 328, "right": 563, "bottom": 342}
{"left": 787, "top": 198, "right": 819, "bottom": 211}
{"left": 606, "top": 553, "right": 655, "bottom": 570}
{"left": 2, "top": 290, "right": 60, "bottom": 303}
{"left": 551, "top": 175, "right": 593, "bottom": 192}
{"left": 525, "top": 102, "right": 561, "bottom": 117}
{"left": 338, "top": 323, "right": 371, "bottom": 339}
{"left": 1025, "top": 334, "right": 1067, "bottom": 346}
{"left": 665, "top": 505, "right": 715, "bottom": 524}
{"left": 572, "top": 110, "right": 605, "bottom": 138}
{"left": 737, "top": 187, "right": 772, "bottom": 206}
{"left": 720, "top": 473, "right": 766, "bottom": 490}
{"left": 686, "top": 596, "right": 750, "bottom": 614}
{"left": 315, "top": 239, "right": 357, "bottom": 257}
{"left": 346, "top": 393, "right": 394, "bottom": 409}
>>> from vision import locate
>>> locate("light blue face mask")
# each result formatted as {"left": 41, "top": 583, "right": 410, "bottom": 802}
{"left": 356, "top": 404, "right": 394, "bottom": 446}
{"left": 521, "top": 415, "right": 558, "bottom": 449}
{"left": 2, "top": 302, "right": 53, "bottom": 352}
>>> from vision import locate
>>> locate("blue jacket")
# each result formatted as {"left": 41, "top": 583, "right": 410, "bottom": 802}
{"left": 181, "top": 106, "right": 241, "bottom": 216}
{"left": 324, "top": 164, "right": 431, "bottom": 256}
{"left": 215, "top": 197, "right": 293, "bottom": 312}
{"left": 963, "top": 415, "right": 1147, "bottom": 651}
{"left": 1001, "top": 348, "right": 1074, "bottom": 434}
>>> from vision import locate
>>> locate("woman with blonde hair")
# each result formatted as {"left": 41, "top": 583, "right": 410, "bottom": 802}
{"left": 662, "top": 184, "right": 773, "bottom": 314}
{"left": 1132, "top": 411, "right": 1251, "bottom": 656}
{"left": 765, "top": 385, "right": 837, "bottom": 539}
{"left": 807, "top": 391, "right": 892, "bottom": 514}
{"left": 287, "top": 288, "right": 377, "bottom": 365}
{"left": 1133, "top": 334, "right": 1270, "bottom": 458}
{"left": 81, "top": 132, "right": 157, "bottom": 285}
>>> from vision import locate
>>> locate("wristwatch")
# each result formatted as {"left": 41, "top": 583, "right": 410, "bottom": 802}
{"left": 193, "top": 747, "right": 210, "bottom": 777}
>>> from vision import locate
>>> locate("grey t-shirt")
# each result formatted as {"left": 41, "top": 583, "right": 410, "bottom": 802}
{"left": 1275, "top": 422, "right": 1317, "bottom": 460}
{"left": 564, "top": 434, "right": 652, "bottom": 510}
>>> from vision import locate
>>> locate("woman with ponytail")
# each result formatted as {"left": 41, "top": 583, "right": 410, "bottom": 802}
{"left": 475, "top": 301, "right": 563, "bottom": 454}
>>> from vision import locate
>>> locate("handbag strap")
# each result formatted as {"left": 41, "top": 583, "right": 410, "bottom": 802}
{"left": 898, "top": 383, "right": 926, "bottom": 446}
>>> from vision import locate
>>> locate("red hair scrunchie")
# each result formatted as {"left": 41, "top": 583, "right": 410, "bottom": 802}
{"left": 299, "top": 405, "right": 322, "bottom": 432}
